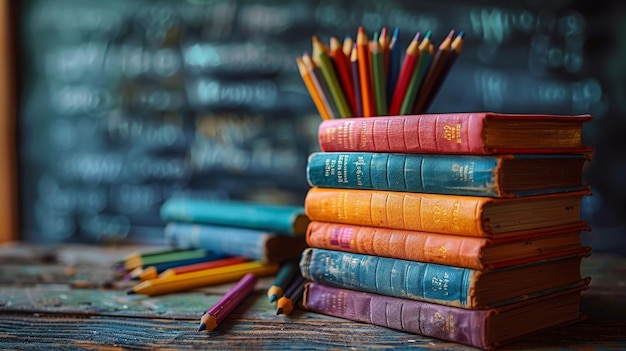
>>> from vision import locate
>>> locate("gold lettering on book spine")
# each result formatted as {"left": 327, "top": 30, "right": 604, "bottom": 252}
{"left": 359, "top": 121, "right": 367, "bottom": 149}
{"left": 443, "top": 124, "right": 462, "bottom": 144}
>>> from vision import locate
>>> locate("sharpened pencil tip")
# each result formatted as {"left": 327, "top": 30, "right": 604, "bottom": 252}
{"left": 269, "top": 295, "right": 277, "bottom": 303}
{"left": 424, "top": 30, "right": 432, "bottom": 40}
{"left": 457, "top": 30, "right": 465, "bottom": 38}
{"left": 276, "top": 308, "right": 284, "bottom": 315}
{"left": 126, "top": 290, "right": 136, "bottom": 295}
{"left": 198, "top": 323, "right": 206, "bottom": 332}
{"left": 392, "top": 27, "right": 399, "bottom": 38}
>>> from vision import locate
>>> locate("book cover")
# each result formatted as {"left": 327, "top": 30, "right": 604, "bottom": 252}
{"left": 299, "top": 248, "right": 589, "bottom": 309}
{"left": 318, "top": 112, "right": 592, "bottom": 155}
{"left": 304, "top": 187, "right": 590, "bottom": 238}
{"left": 303, "top": 281, "right": 589, "bottom": 350}
{"left": 306, "top": 152, "right": 589, "bottom": 197}
{"left": 165, "top": 222, "right": 309, "bottom": 264}
{"left": 306, "top": 221, "right": 587, "bottom": 270}
{"left": 160, "top": 198, "right": 310, "bottom": 236}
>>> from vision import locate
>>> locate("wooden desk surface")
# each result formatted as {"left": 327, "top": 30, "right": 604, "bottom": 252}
{"left": 1, "top": 244, "right": 625, "bottom": 350}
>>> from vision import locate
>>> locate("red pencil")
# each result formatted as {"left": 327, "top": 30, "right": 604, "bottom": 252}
{"left": 330, "top": 36, "right": 356, "bottom": 116}
{"left": 388, "top": 32, "right": 421, "bottom": 116}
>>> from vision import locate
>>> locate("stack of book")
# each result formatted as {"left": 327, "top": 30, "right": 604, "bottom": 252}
{"left": 161, "top": 198, "right": 309, "bottom": 265}
{"left": 299, "top": 112, "right": 593, "bottom": 350}
{"left": 119, "top": 199, "right": 310, "bottom": 296}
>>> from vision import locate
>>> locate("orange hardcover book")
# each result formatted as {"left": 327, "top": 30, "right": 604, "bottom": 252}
{"left": 304, "top": 187, "right": 590, "bottom": 238}
{"left": 306, "top": 221, "right": 588, "bottom": 270}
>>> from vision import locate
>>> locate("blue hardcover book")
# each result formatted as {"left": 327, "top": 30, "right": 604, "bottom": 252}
{"left": 306, "top": 152, "right": 589, "bottom": 197}
{"left": 165, "top": 222, "right": 308, "bottom": 263}
{"left": 299, "top": 248, "right": 589, "bottom": 309}
{"left": 160, "top": 199, "right": 310, "bottom": 236}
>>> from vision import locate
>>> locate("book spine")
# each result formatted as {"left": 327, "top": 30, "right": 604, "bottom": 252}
{"left": 165, "top": 223, "right": 270, "bottom": 262}
{"left": 160, "top": 199, "right": 308, "bottom": 236}
{"left": 306, "top": 221, "right": 486, "bottom": 270}
{"left": 304, "top": 187, "right": 487, "bottom": 237}
{"left": 299, "top": 248, "right": 477, "bottom": 308}
{"left": 303, "top": 282, "right": 489, "bottom": 349}
{"left": 307, "top": 152, "right": 502, "bottom": 196}
{"left": 317, "top": 113, "right": 486, "bottom": 154}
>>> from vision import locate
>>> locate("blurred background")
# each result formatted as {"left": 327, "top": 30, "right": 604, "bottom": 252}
{"left": 1, "top": 0, "right": 624, "bottom": 253}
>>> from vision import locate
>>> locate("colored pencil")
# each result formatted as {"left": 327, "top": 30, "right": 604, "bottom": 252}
{"left": 302, "top": 53, "right": 338, "bottom": 119}
{"left": 378, "top": 27, "right": 390, "bottom": 78}
{"left": 266, "top": 261, "right": 298, "bottom": 303}
{"left": 198, "top": 273, "right": 257, "bottom": 331}
{"left": 388, "top": 32, "right": 421, "bottom": 115}
{"left": 312, "top": 36, "right": 352, "bottom": 118}
{"left": 135, "top": 254, "right": 230, "bottom": 281}
{"left": 400, "top": 31, "right": 433, "bottom": 115}
{"left": 399, "top": 31, "right": 432, "bottom": 115}
{"left": 370, "top": 32, "right": 387, "bottom": 115}
{"left": 114, "top": 248, "right": 187, "bottom": 269}
{"left": 297, "top": 56, "right": 331, "bottom": 120}
{"left": 126, "top": 261, "right": 279, "bottom": 296}
{"left": 276, "top": 275, "right": 307, "bottom": 315}
{"left": 350, "top": 45, "right": 363, "bottom": 117}
{"left": 423, "top": 30, "right": 465, "bottom": 112}
{"left": 330, "top": 36, "right": 356, "bottom": 116}
{"left": 413, "top": 29, "right": 455, "bottom": 114}
{"left": 123, "top": 248, "right": 212, "bottom": 271}
{"left": 356, "top": 27, "right": 376, "bottom": 116}
{"left": 342, "top": 35, "right": 353, "bottom": 58}
{"left": 158, "top": 256, "right": 249, "bottom": 279}
{"left": 386, "top": 27, "right": 401, "bottom": 104}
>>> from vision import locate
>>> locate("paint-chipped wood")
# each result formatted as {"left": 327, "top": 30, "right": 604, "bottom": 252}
{"left": 0, "top": 244, "right": 625, "bottom": 350}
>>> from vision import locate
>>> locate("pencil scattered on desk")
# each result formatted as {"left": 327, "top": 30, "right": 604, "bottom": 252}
{"left": 266, "top": 261, "right": 299, "bottom": 303}
{"left": 275, "top": 275, "right": 307, "bottom": 316}
{"left": 126, "top": 260, "right": 278, "bottom": 296}
{"left": 198, "top": 273, "right": 257, "bottom": 332}
{"left": 297, "top": 27, "right": 464, "bottom": 118}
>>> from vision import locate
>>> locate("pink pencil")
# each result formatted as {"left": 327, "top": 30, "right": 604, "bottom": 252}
{"left": 198, "top": 273, "right": 257, "bottom": 331}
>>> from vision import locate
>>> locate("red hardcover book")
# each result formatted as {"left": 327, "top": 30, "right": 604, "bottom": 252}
{"left": 317, "top": 112, "right": 592, "bottom": 155}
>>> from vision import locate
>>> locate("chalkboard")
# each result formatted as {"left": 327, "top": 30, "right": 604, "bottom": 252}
{"left": 16, "top": 0, "right": 626, "bottom": 253}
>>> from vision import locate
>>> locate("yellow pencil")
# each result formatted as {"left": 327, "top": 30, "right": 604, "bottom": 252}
{"left": 127, "top": 261, "right": 279, "bottom": 296}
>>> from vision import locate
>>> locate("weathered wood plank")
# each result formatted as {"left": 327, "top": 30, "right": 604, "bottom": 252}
{"left": 1, "top": 244, "right": 625, "bottom": 350}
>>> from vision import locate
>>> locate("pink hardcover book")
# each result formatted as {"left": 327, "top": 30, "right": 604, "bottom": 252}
{"left": 317, "top": 112, "right": 592, "bottom": 154}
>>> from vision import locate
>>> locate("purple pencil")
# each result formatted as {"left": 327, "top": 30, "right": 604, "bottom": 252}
{"left": 350, "top": 45, "right": 363, "bottom": 117}
{"left": 198, "top": 273, "right": 257, "bottom": 331}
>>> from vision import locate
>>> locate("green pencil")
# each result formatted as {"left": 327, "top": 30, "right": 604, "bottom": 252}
{"left": 124, "top": 248, "right": 210, "bottom": 271}
{"left": 267, "top": 261, "right": 298, "bottom": 303}
{"left": 400, "top": 31, "right": 433, "bottom": 115}
{"left": 371, "top": 32, "right": 387, "bottom": 116}
{"left": 312, "top": 36, "right": 352, "bottom": 118}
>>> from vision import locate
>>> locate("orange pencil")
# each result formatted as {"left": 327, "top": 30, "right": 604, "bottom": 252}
{"left": 297, "top": 56, "right": 332, "bottom": 120}
{"left": 388, "top": 32, "right": 421, "bottom": 115}
{"left": 356, "top": 27, "right": 376, "bottom": 116}
{"left": 330, "top": 36, "right": 356, "bottom": 116}
{"left": 413, "top": 29, "right": 454, "bottom": 114}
